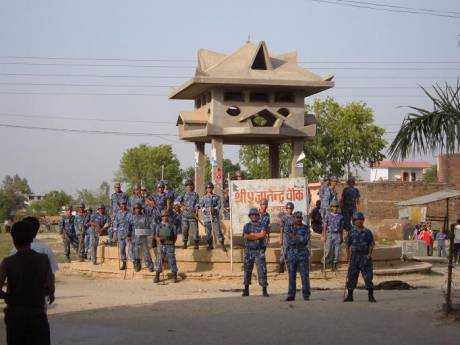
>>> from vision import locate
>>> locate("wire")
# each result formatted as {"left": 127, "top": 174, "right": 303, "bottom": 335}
{"left": 337, "top": 0, "right": 460, "bottom": 15}
{"left": 0, "top": 112, "right": 175, "bottom": 124}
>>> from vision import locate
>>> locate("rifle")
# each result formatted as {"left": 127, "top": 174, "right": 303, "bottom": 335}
{"left": 343, "top": 253, "right": 353, "bottom": 301}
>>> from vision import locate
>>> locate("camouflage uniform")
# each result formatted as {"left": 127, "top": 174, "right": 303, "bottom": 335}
{"left": 113, "top": 210, "right": 133, "bottom": 263}
{"left": 243, "top": 221, "right": 268, "bottom": 288}
{"left": 59, "top": 215, "right": 79, "bottom": 259}
{"left": 322, "top": 212, "right": 344, "bottom": 265}
{"left": 280, "top": 213, "right": 295, "bottom": 267}
{"left": 152, "top": 192, "right": 168, "bottom": 212}
{"left": 200, "top": 193, "right": 224, "bottom": 245}
{"left": 88, "top": 211, "right": 110, "bottom": 264}
{"left": 177, "top": 191, "right": 200, "bottom": 245}
{"left": 259, "top": 211, "right": 270, "bottom": 249}
{"left": 346, "top": 227, "right": 375, "bottom": 290}
{"left": 156, "top": 222, "right": 178, "bottom": 274}
{"left": 110, "top": 191, "right": 128, "bottom": 216}
{"left": 129, "top": 213, "right": 154, "bottom": 270}
{"left": 129, "top": 194, "right": 145, "bottom": 213}
{"left": 321, "top": 187, "right": 337, "bottom": 217}
{"left": 286, "top": 223, "right": 311, "bottom": 299}
{"left": 341, "top": 186, "right": 360, "bottom": 231}
{"left": 74, "top": 211, "right": 90, "bottom": 259}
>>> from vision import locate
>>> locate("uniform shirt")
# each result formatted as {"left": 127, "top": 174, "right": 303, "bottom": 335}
{"left": 113, "top": 210, "right": 133, "bottom": 237}
{"left": 324, "top": 212, "right": 344, "bottom": 233}
{"left": 346, "top": 227, "right": 375, "bottom": 253}
{"left": 144, "top": 204, "right": 161, "bottom": 225}
{"left": 280, "top": 213, "right": 295, "bottom": 235}
{"left": 110, "top": 191, "right": 128, "bottom": 215}
{"left": 165, "top": 189, "right": 176, "bottom": 203}
{"left": 10, "top": 239, "right": 59, "bottom": 274}
{"left": 157, "top": 221, "right": 177, "bottom": 245}
{"left": 454, "top": 225, "right": 460, "bottom": 244}
{"left": 321, "top": 187, "right": 337, "bottom": 210}
{"left": 243, "top": 221, "right": 266, "bottom": 250}
{"left": 436, "top": 232, "right": 448, "bottom": 246}
{"left": 129, "top": 214, "right": 153, "bottom": 237}
{"left": 89, "top": 212, "right": 110, "bottom": 232}
{"left": 59, "top": 215, "right": 76, "bottom": 235}
{"left": 129, "top": 194, "right": 145, "bottom": 212}
{"left": 309, "top": 207, "right": 323, "bottom": 233}
{"left": 200, "top": 193, "right": 221, "bottom": 221}
{"left": 177, "top": 192, "right": 200, "bottom": 219}
{"left": 342, "top": 186, "right": 360, "bottom": 209}
{"left": 259, "top": 211, "right": 271, "bottom": 230}
{"left": 152, "top": 192, "right": 168, "bottom": 211}
{"left": 286, "top": 223, "right": 310, "bottom": 248}
{"left": 74, "top": 212, "right": 90, "bottom": 236}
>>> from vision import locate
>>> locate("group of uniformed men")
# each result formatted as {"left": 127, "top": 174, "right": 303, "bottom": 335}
{"left": 59, "top": 175, "right": 376, "bottom": 301}
{"left": 59, "top": 179, "right": 227, "bottom": 283}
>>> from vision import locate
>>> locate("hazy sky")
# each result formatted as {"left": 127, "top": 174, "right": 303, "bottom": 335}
{"left": 0, "top": 0, "right": 459, "bottom": 195}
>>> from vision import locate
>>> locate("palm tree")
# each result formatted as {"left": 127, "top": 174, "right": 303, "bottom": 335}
{"left": 388, "top": 81, "right": 460, "bottom": 160}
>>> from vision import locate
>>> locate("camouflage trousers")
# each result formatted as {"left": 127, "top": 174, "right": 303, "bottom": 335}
{"left": 62, "top": 232, "right": 79, "bottom": 258}
{"left": 133, "top": 235, "right": 153, "bottom": 269}
{"left": 243, "top": 248, "right": 268, "bottom": 287}
{"left": 204, "top": 219, "right": 224, "bottom": 245}
{"left": 322, "top": 232, "right": 342, "bottom": 265}
{"left": 346, "top": 253, "right": 374, "bottom": 290}
{"left": 181, "top": 218, "right": 199, "bottom": 244}
{"left": 156, "top": 244, "right": 178, "bottom": 273}
{"left": 287, "top": 248, "right": 310, "bottom": 298}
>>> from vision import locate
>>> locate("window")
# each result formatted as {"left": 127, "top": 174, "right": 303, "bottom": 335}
{"left": 277, "top": 108, "right": 290, "bottom": 117}
{"left": 249, "top": 92, "right": 269, "bottom": 102}
{"left": 275, "top": 91, "right": 295, "bottom": 103}
{"left": 224, "top": 91, "right": 244, "bottom": 102}
{"left": 201, "top": 94, "right": 207, "bottom": 105}
{"left": 402, "top": 172, "right": 409, "bottom": 182}
{"left": 411, "top": 172, "right": 416, "bottom": 181}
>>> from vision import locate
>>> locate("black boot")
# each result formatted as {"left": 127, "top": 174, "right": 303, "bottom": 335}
{"left": 148, "top": 266, "right": 154, "bottom": 273}
{"left": 120, "top": 261, "right": 126, "bottom": 270}
{"left": 368, "top": 289, "right": 376, "bottom": 303}
{"left": 278, "top": 264, "right": 285, "bottom": 274}
{"left": 344, "top": 289, "right": 354, "bottom": 302}
{"left": 183, "top": 242, "right": 188, "bottom": 249}
{"left": 220, "top": 240, "right": 227, "bottom": 252}
{"left": 262, "top": 287, "right": 269, "bottom": 297}
{"left": 194, "top": 241, "right": 199, "bottom": 250}
{"left": 134, "top": 261, "right": 141, "bottom": 272}
{"left": 66, "top": 256, "right": 71, "bottom": 263}
{"left": 242, "top": 285, "right": 249, "bottom": 296}
{"left": 207, "top": 243, "right": 214, "bottom": 251}
{"left": 173, "top": 272, "right": 179, "bottom": 283}
{"left": 332, "top": 263, "right": 337, "bottom": 272}
{"left": 285, "top": 296, "right": 295, "bottom": 302}
{"left": 154, "top": 272, "right": 160, "bottom": 283}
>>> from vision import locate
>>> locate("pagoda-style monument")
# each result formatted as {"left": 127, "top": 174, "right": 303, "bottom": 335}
{"left": 170, "top": 41, "right": 334, "bottom": 194}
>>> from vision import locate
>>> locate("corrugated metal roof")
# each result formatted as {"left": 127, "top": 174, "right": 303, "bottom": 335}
{"left": 398, "top": 189, "right": 460, "bottom": 206}
{"left": 373, "top": 160, "right": 432, "bottom": 169}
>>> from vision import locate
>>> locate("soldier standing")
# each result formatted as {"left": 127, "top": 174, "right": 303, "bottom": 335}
{"left": 75, "top": 203, "right": 90, "bottom": 262}
{"left": 164, "top": 180, "right": 175, "bottom": 210}
{"left": 113, "top": 198, "right": 132, "bottom": 270}
{"left": 152, "top": 181, "right": 169, "bottom": 212}
{"left": 321, "top": 176, "right": 338, "bottom": 217}
{"left": 340, "top": 176, "right": 360, "bottom": 232}
{"left": 177, "top": 179, "right": 200, "bottom": 249}
{"left": 110, "top": 182, "right": 128, "bottom": 217}
{"left": 128, "top": 203, "right": 154, "bottom": 272}
{"left": 200, "top": 182, "right": 226, "bottom": 251}
{"left": 129, "top": 183, "right": 145, "bottom": 212}
{"left": 285, "top": 211, "right": 311, "bottom": 301}
{"left": 278, "top": 202, "right": 295, "bottom": 273}
{"left": 319, "top": 176, "right": 330, "bottom": 217}
{"left": 154, "top": 210, "right": 179, "bottom": 283}
{"left": 258, "top": 198, "right": 270, "bottom": 250}
{"left": 242, "top": 208, "right": 269, "bottom": 297}
{"left": 58, "top": 205, "right": 79, "bottom": 263}
{"left": 88, "top": 205, "right": 110, "bottom": 265}
{"left": 321, "top": 200, "right": 344, "bottom": 272}
{"left": 344, "top": 212, "right": 376, "bottom": 303}
{"left": 144, "top": 195, "right": 161, "bottom": 249}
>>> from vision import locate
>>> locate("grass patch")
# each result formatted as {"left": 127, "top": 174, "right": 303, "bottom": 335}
{"left": 0, "top": 233, "right": 13, "bottom": 260}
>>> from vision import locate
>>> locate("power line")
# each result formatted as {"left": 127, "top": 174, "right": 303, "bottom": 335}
{"left": 0, "top": 112, "right": 175, "bottom": 124}
{"left": 309, "top": 0, "right": 460, "bottom": 19}
{"left": 337, "top": 0, "right": 460, "bottom": 15}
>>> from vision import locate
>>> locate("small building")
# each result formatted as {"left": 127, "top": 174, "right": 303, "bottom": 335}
{"left": 370, "top": 161, "right": 432, "bottom": 182}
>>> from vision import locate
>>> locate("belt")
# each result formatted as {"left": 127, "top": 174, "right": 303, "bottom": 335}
{"left": 353, "top": 251, "right": 369, "bottom": 255}
{"left": 245, "top": 247, "right": 262, "bottom": 251}
{"left": 288, "top": 245, "right": 307, "bottom": 250}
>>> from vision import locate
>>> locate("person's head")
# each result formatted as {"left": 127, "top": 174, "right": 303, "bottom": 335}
{"left": 259, "top": 198, "right": 268, "bottom": 212}
{"left": 133, "top": 203, "right": 143, "bottom": 215}
{"left": 114, "top": 182, "right": 121, "bottom": 193}
{"left": 347, "top": 176, "right": 356, "bottom": 186}
{"left": 235, "top": 171, "right": 244, "bottom": 180}
{"left": 97, "top": 204, "right": 106, "bottom": 214}
{"left": 157, "top": 181, "right": 165, "bottom": 192}
{"left": 173, "top": 201, "right": 181, "bottom": 211}
{"left": 184, "top": 179, "right": 194, "bottom": 192}
{"left": 206, "top": 182, "right": 214, "bottom": 194}
{"left": 248, "top": 208, "right": 259, "bottom": 223}
{"left": 11, "top": 221, "right": 34, "bottom": 249}
{"left": 134, "top": 183, "right": 141, "bottom": 195}
{"left": 22, "top": 216, "right": 40, "bottom": 238}
{"left": 330, "top": 200, "right": 339, "bottom": 214}
{"left": 330, "top": 176, "right": 338, "bottom": 188}
{"left": 352, "top": 212, "right": 365, "bottom": 228}
{"left": 146, "top": 196, "right": 155, "bottom": 208}
{"left": 293, "top": 211, "right": 303, "bottom": 226}
{"left": 323, "top": 176, "right": 330, "bottom": 185}
{"left": 141, "top": 186, "right": 147, "bottom": 195}
{"left": 315, "top": 200, "right": 321, "bottom": 208}
{"left": 78, "top": 202, "right": 86, "bottom": 213}
{"left": 120, "top": 200, "right": 128, "bottom": 211}
{"left": 65, "top": 205, "right": 73, "bottom": 216}
{"left": 285, "top": 202, "right": 294, "bottom": 215}
{"left": 163, "top": 180, "right": 170, "bottom": 190}
{"left": 160, "top": 210, "right": 169, "bottom": 222}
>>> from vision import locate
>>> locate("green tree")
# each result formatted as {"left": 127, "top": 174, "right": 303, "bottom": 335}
{"left": 422, "top": 164, "right": 438, "bottom": 183}
{"left": 76, "top": 181, "right": 111, "bottom": 208}
{"left": 239, "top": 97, "right": 387, "bottom": 181}
{"left": 388, "top": 82, "right": 460, "bottom": 160}
{"left": 31, "top": 190, "right": 73, "bottom": 216}
{"left": 0, "top": 174, "right": 31, "bottom": 221}
{"left": 116, "top": 144, "right": 181, "bottom": 191}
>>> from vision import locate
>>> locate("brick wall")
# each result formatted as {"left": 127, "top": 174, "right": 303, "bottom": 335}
{"left": 438, "top": 154, "right": 460, "bottom": 189}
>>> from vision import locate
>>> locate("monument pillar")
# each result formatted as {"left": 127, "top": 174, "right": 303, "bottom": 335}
{"left": 290, "top": 139, "right": 304, "bottom": 178}
{"left": 269, "top": 143, "right": 280, "bottom": 178}
{"left": 211, "top": 137, "right": 224, "bottom": 197}
{"left": 194, "top": 142, "right": 206, "bottom": 196}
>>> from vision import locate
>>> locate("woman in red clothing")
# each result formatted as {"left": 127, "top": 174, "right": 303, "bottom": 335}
{"left": 419, "top": 225, "right": 433, "bottom": 256}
